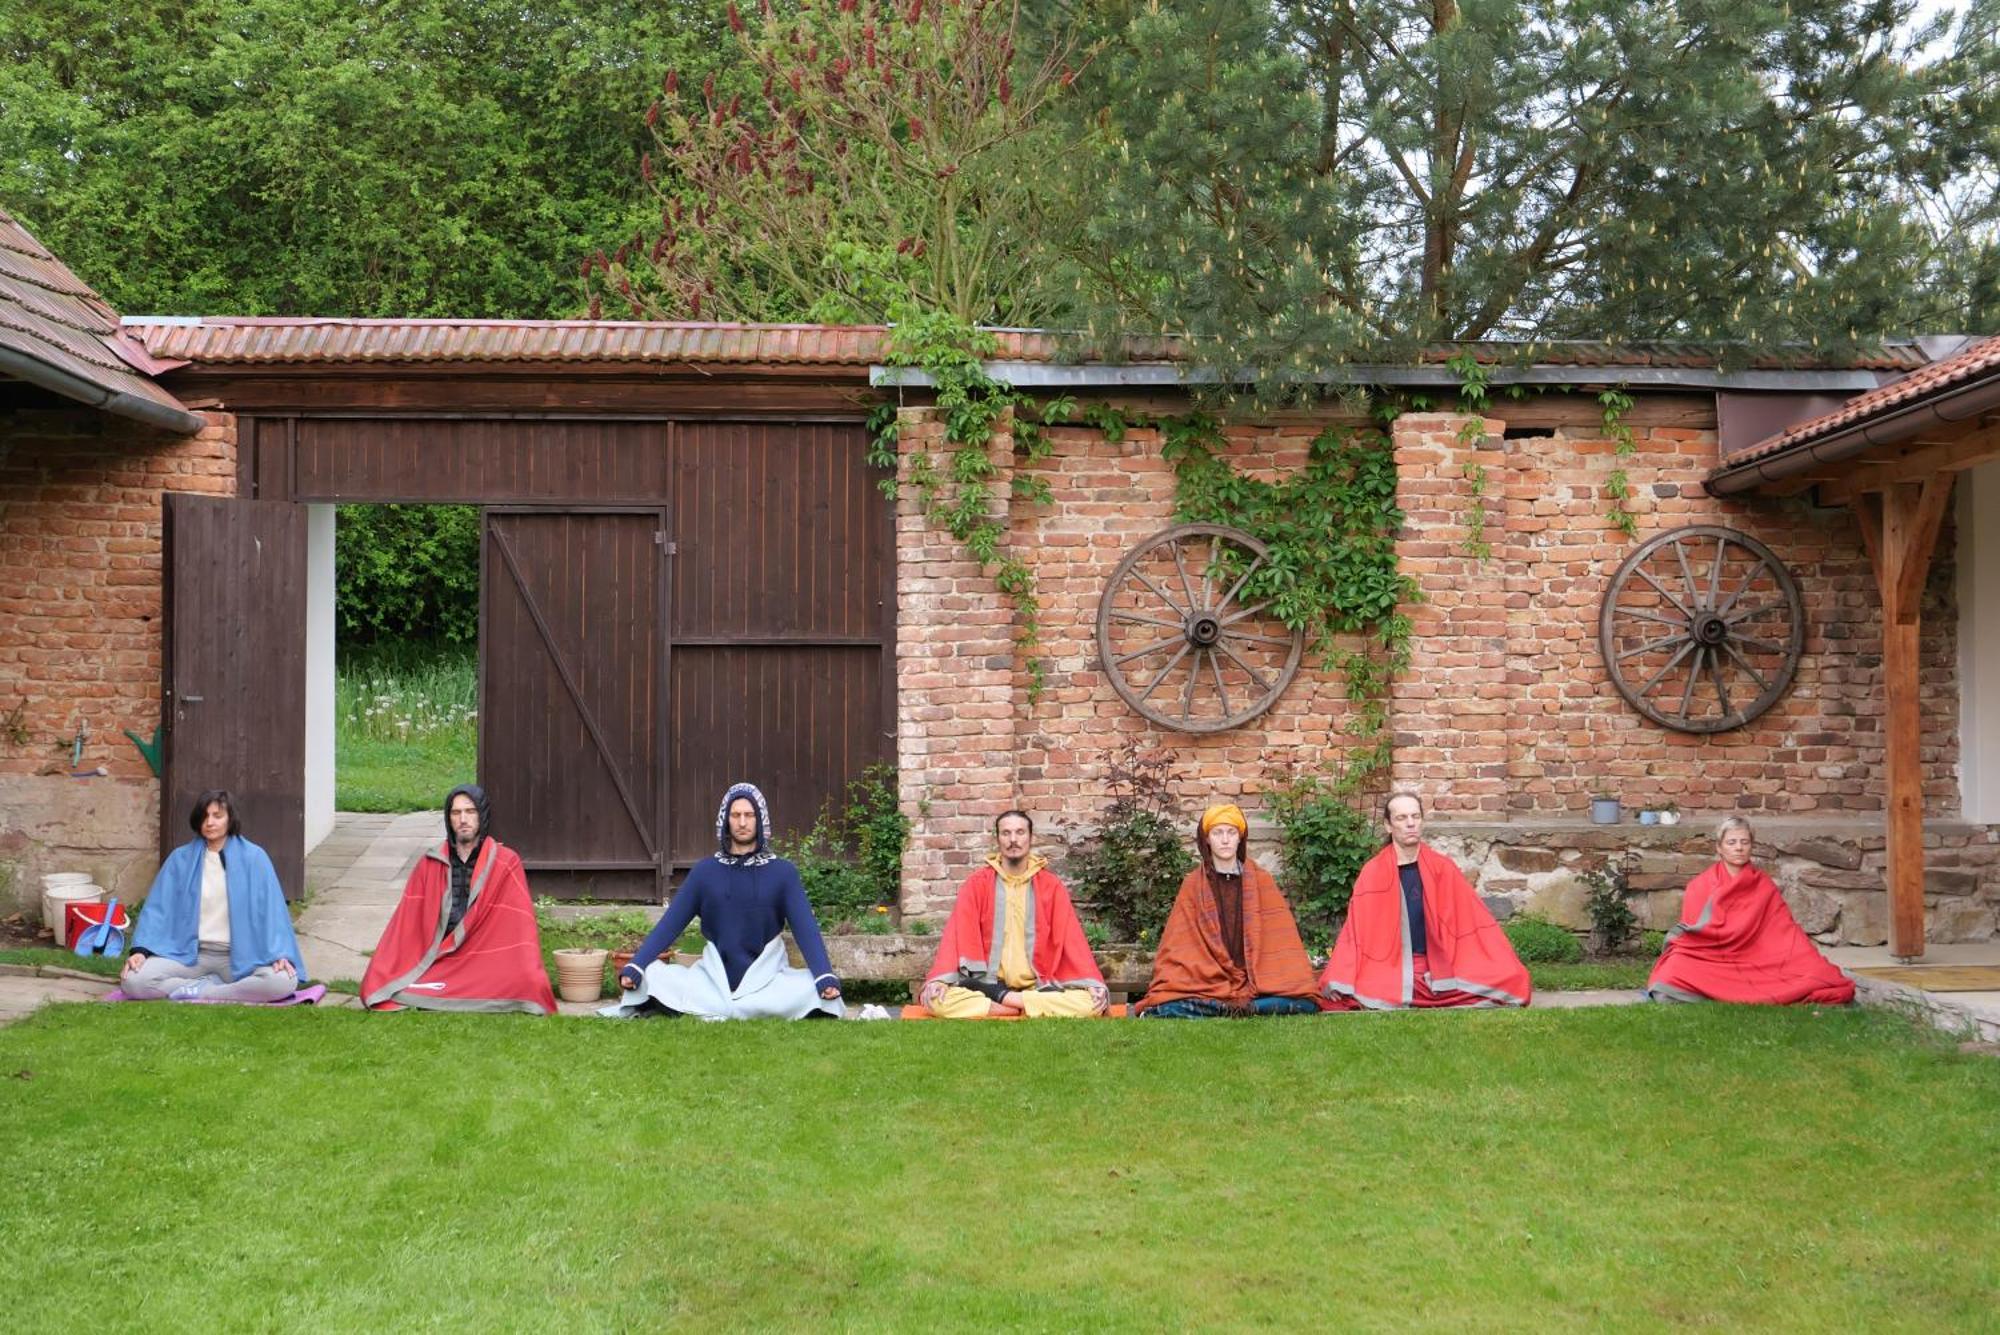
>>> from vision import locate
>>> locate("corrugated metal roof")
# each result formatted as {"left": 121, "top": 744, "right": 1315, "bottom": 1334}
{"left": 1718, "top": 333, "right": 2000, "bottom": 468}
{"left": 0, "top": 207, "right": 200, "bottom": 428}
{"left": 122, "top": 317, "right": 1931, "bottom": 375}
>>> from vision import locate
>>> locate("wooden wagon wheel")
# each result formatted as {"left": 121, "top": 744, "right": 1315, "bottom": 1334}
{"left": 1095, "top": 524, "right": 1305, "bottom": 733}
{"left": 1599, "top": 525, "right": 1805, "bottom": 733}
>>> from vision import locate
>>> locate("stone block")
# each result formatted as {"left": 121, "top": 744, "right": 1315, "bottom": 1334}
{"left": 1782, "top": 886, "right": 1841, "bottom": 936}
{"left": 1481, "top": 895, "right": 1517, "bottom": 921}
{"left": 1495, "top": 845, "right": 1560, "bottom": 874}
{"left": 1633, "top": 890, "right": 1683, "bottom": 931}
{"left": 1926, "top": 900, "right": 1997, "bottom": 943}
{"left": 1523, "top": 876, "right": 1590, "bottom": 930}
{"left": 1796, "top": 865, "right": 1886, "bottom": 892}
{"left": 1923, "top": 868, "right": 1982, "bottom": 898}
{"left": 1836, "top": 891, "right": 1889, "bottom": 947}
{"left": 1776, "top": 836, "right": 1864, "bottom": 870}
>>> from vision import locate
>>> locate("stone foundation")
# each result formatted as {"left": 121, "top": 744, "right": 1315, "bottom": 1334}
{"left": 0, "top": 774, "right": 160, "bottom": 921}
{"left": 1425, "top": 817, "right": 1999, "bottom": 946}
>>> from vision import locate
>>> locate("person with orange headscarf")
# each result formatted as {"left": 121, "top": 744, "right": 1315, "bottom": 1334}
{"left": 1135, "top": 803, "right": 1327, "bottom": 1018}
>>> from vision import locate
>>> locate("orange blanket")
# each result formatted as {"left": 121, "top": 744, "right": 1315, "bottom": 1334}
{"left": 1136, "top": 859, "right": 1326, "bottom": 1014}
{"left": 1648, "top": 862, "right": 1854, "bottom": 1005}
{"left": 1319, "top": 844, "right": 1530, "bottom": 1009}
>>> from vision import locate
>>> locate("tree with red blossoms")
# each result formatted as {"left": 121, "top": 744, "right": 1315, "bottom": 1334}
{"left": 592, "top": 0, "right": 1092, "bottom": 325}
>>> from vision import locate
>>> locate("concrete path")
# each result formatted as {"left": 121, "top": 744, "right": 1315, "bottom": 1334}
{"left": 292, "top": 810, "right": 438, "bottom": 986}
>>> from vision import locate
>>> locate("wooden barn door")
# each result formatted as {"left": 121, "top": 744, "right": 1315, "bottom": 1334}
{"left": 667, "top": 422, "right": 894, "bottom": 865}
{"left": 160, "top": 493, "right": 308, "bottom": 898}
{"left": 479, "top": 508, "right": 668, "bottom": 900}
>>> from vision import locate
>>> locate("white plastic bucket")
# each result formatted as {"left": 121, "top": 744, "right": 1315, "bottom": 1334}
{"left": 42, "top": 882, "right": 104, "bottom": 947}
{"left": 41, "top": 872, "right": 93, "bottom": 891}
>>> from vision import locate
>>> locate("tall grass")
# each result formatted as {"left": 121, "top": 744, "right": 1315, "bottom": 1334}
{"left": 335, "top": 644, "right": 477, "bottom": 811}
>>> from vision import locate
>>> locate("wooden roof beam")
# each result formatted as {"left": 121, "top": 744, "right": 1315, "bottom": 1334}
{"left": 1819, "top": 421, "right": 2000, "bottom": 505}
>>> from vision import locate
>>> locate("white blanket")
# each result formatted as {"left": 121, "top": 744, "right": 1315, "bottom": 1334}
{"left": 596, "top": 937, "right": 842, "bottom": 1021}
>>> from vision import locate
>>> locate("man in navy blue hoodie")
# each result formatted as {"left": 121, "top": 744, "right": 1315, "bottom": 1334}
{"left": 601, "top": 782, "right": 843, "bottom": 1019}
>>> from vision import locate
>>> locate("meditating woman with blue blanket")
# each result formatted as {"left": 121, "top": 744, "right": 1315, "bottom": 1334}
{"left": 121, "top": 789, "right": 308, "bottom": 1002}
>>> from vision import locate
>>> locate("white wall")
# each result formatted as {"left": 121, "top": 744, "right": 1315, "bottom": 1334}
{"left": 1960, "top": 462, "right": 2000, "bottom": 823}
{"left": 304, "top": 503, "right": 336, "bottom": 851}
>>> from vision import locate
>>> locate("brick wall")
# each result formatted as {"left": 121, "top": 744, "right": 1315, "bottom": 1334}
{"left": 1390, "top": 409, "right": 1957, "bottom": 819}
{"left": 0, "top": 407, "right": 236, "bottom": 908}
{"left": 892, "top": 396, "right": 1963, "bottom": 917}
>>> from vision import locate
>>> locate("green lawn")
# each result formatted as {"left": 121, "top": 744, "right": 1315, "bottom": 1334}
{"left": 3, "top": 1003, "right": 1993, "bottom": 1328}
{"left": 336, "top": 645, "right": 476, "bottom": 811}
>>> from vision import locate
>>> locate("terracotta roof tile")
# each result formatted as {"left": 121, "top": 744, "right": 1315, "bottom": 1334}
{"left": 0, "top": 206, "right": 198, "bottom": 425}
{"left": 1718, "top": 334, "right": 2000, "bottom": 468}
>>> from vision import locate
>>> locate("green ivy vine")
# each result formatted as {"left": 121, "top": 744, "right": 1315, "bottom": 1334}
{"left": 1599, "top": 386, "right": 1639, "bottom": 536}
{"left": 866, "top": 311, "right": 1062, "bottom": 700}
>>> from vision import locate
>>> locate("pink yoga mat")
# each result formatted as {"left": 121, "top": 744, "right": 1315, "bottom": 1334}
{"left": 101, "top": 984, "right": 326, "bottom": 1007}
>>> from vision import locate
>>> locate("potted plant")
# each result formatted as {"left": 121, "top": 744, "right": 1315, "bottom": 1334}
{"left": 1589, "top": 793, "right": 1621, "bottom": 825}
{"left": 1654, "top": 800, "right": 1681, "bottom": 826}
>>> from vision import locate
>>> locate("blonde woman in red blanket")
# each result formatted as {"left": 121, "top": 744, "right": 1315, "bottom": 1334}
{"left": 1646, "top": 816, "right": 1854, "bottom": 1005}
{"left": 1319, "top": 790, "right": 1531, "bottom": 1010}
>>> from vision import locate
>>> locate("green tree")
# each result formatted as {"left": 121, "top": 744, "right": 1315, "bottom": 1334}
{"left": 597, "top": 0, "right": 1093, "bottom": 325}
{"left": 1063, "top": 0, "right": 2000, "bottom": 372}
{"left": 0, "top": 0, "right": 733, "bottom": 317}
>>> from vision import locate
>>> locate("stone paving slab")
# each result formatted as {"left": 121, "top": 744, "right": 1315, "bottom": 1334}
{"left": 293, "top": 810, "right": 437, "bottom": 984}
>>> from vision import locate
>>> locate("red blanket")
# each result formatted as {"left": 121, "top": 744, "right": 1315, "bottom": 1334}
{"left": 1648, "top": 862, "right": 1854, "bottom": 1005}
{"left": 361, "top": 840, "right": 555, "bottom": 1014}
{"left": 1320, "top": 843, "right": 1531, "bottom": 1009}
{"left": 924, "top": 864, "right": 1105, "bottom": 989}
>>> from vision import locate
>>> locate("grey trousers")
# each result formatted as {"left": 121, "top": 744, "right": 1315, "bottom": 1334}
{"left": 123, "top": 947, "right": 296, "bottom": 1003}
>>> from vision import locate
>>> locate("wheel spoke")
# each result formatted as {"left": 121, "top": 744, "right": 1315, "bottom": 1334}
{"left": 1111, "top": 609, "right": 1185, "bottom": 632}
{"left": 1114, "top": 633, "right": 1185, "bottom": 666}
{"left": 1673, "top": 540, "right": 1701, "bottom": 611}
{"left": 1131, "top": 569, "right": 1188, "bottom": 619}
{"left": 1720, "top": 640, "right": 1771, "bottom": 695}
{"left": 1199, "top": 539, "right": 1215, "bottom": 611}
{"left": 1213, "top": 555, "right": 1265, "bottom": 618}
{"left": 1635, "top": 640, "right": 1697, "bottom": 698}
{"left": 1613, "top": 605, "right": 1690, "bottom": 630}
{"left": 1725, "top": 602, "right": 1784, "bottom": 625}
{"left": 1213, "top": 638, "right": 1274, "bottom": 694}
{"left": 1208, "top": 647, "right": 1231, "bottom": 717}
{"left": 1616, "top": 631, "right": 1688, "bottom": 662}
{"left": 1220, "top": 600, "right": 1274, "bottom": 627}
{"left": 1715, "top": 560, "right": 1763, "bottom": 618}
{"left": 1677, "top": 645, "right": 1704, "bottom": 720}
{"left": 1137, "top": 643, "right": 1191, "bottom": 703}
{"left": 1634, "top": 566, "right": 1695, "bottom": 619}
{"left": 1179, "top": 647, "right": 1201, "bottom": 720}
{"left": 1709, "top": 642, "right": 1734, "bottom": 718}
{"left": 1221, "top": 629, "right": 1296, "bottom": 649}
{"left": 1708, "top": 534, "right": 1727, "bottom": 608}
{"left": 1171, "top": 540, "right": 1198, "bottom": 612}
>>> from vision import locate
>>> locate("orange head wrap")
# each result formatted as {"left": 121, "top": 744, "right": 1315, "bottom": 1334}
{"left": 1199, "top": 803, "right": 1248, "bottom": 837}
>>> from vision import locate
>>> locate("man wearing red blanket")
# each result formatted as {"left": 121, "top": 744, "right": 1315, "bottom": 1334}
{"left": 1647, "top": 816, "right": 1853, "bottom": 1006}
{"left": 1320, "top": 791, "right": 1531, "bottom": 1010}
{"left": 361, "top": 785, "right": 555, "bottom": 1014}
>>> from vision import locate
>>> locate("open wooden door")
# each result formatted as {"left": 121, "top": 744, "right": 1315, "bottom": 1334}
{"left": 160, "top": 493, "right": 308, "bottom": 898}
{"left": 480, "top": 508, "right": 668, "bottom": 900}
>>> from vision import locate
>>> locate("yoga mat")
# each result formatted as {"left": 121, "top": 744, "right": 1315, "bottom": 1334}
{"left": 898, "top": 1003, "right": 1129, "bottom": 1020}
{"left": 101, "top": 984, "right": 327, "bottom": 1006}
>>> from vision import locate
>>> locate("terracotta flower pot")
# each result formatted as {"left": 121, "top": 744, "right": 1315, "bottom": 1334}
{"left": 554, "top": 947, "right": 609, "bottom": 1003}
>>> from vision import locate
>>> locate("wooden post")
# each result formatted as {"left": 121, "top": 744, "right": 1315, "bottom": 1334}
{"left": 1858, "top": 478, "right": 1953, "bottom": 960}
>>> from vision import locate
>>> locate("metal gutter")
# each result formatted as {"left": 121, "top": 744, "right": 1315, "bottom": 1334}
{"left": 1705, "top": 369, "right": 2000, "bottom": 495}
{"left": 870, "top": 361, "right": 1884, "bottom": 392}
{"left": 0, "top": 346, "right": 206, "bottom": 434}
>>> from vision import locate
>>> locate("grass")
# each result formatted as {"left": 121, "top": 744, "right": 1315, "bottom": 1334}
{"left": 3, "top": 1004, "right": 1995, "bottom": 1328}
{"left": 1532, "top": 959, "right": 1653, "bottom": 991}
{"left": 335, "top": 643, "right": 476, "bottom": 811}
{"left": 0, "top": 947, "right": 122, "bottom": 978}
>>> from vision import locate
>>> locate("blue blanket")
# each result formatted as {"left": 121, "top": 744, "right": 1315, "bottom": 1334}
{"left": 131, "top": 836, "right": 309, "bottom": 983}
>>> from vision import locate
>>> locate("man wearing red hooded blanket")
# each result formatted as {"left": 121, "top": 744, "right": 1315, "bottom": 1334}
{"left": 1320, "top": 791, "right": 1530, "bottom": 1010}
{"left": 920, "top": 810, "right": 1109, "bottom": 1018}
{"left": 1647, "top": 816, "right": 1853, "bottom": 1005}
{"left": 361, "top": 784, "right": 555, "bottom": 1014}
